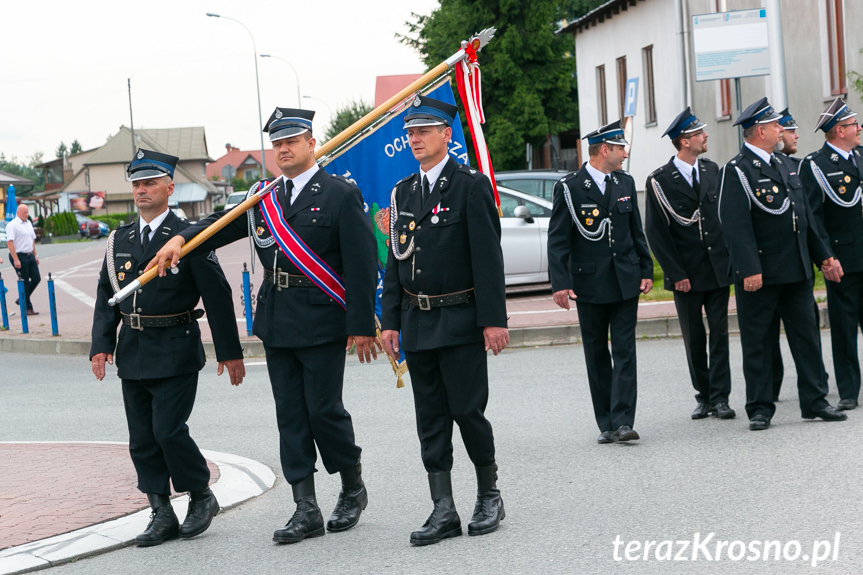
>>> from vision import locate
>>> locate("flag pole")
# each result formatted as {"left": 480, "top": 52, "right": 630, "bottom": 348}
{"left": 110, "top": 28, "right": 496, "bottom": 306}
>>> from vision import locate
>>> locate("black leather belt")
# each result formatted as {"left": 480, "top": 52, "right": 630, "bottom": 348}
{"left": 264, "top": 269, "right": 316, "bottom": 288}
{"left": 404, "top": 288, "right": 475, "bottom": 311}
{"left": 122, "top": 309, "right": 204, "bottom": 330}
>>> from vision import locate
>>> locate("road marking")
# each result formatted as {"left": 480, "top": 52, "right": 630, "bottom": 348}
{"left": 52, "top": 278, "right": 97, "bottom": 308}
{"left": 54, "top": 258, "right": 104, "bottom": 279}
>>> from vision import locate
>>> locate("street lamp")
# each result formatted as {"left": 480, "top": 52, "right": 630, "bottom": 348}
{"left": 206, "top": 12, "right": 267, "bottom": 178}
{"left": 259, "top": 54, "right": 302, "bottom": 108}
{"left": 302, "top": 95, "right": 333, "bottom": 117}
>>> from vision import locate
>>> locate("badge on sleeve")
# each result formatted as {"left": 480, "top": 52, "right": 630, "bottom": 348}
{"left": 124, "top": 261, "right": 132, "bottom": 270}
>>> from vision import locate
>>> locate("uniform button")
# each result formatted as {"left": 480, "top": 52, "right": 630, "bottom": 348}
{"left": 707, "top": 246, "right": 712, "bottom": 251}
{"left": 137, "top": 308, "right": 142, "bottom": 313}
{"left": 611, "top": 239, "right": 615, "bottom": 244}
{"left": 417, "top": 225, "right": 422, "bottom": 230}
{"left": 613, "top": 252, "right": 617, "bottom": 256}
{"left": 186, "top": 330, "right": 190, "bottom": 335}
{"left": 137, "top": 289, "right": 143, "bottom": 294}
{"left": 312, "top": 219, "right": 317, "bottom": 223}
{"left": 416, "top": 246, "right": 422, "bottom": 252}
{"left": 704, "top": 231, "right": 709, "bottom": 236}
{"left": 416, "top": 269, "right": 422, "bottom": 275}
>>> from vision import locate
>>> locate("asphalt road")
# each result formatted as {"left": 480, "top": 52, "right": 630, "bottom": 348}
{"left": 3, "top": 334, "right": 862, "bottom": 574}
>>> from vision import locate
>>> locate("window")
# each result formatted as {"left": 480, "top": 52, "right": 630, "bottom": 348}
{"left": 642, "top": 46, "right": 656, "bottom": 125}
{"left": 826, "top": 0, "right": 846, "bottom": 95}
{"left": 616, "top": 56, "right": 627, "bottom": 119}
{"left": 718, "top": 79, "right": 732, "bottom": 119}
{"left": 498, "top": 193, "right": 520, "bottom": 218}
{"left": 596, "top": 65, "right": 607, "bottom": 125}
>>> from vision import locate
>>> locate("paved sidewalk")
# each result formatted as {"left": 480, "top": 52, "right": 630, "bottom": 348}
{"left": 0, "top": 444, "right": 274, "bottom": 574}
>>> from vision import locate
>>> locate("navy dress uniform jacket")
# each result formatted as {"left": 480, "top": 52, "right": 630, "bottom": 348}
{"left": 800, "top": 144, "right": 863, "bottom": 273}
{"left": 547, "top": 164, "right": 653, "bottom": 303}
{"left": 645, "top": 157, "right": 731, "bottom": 291}
{"left": 180, "top": 168, "right": 378, "bottom": 347}
{"left": 380, "top": 158, "right": 507, "bottom": 352}
{"left": 718, "top": 147, "right": 832, "bottom": 284}
{"left": 90, "top": 210, "right": 243, "bottom": 378}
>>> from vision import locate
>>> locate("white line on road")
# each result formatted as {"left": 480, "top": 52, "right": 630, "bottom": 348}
{"left": 52, "top": 278, "right": 97, "bottom": 309}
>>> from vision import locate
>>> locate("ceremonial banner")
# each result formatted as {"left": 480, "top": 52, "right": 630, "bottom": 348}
{"left": 323, "top": 80, "right": 470, "bottom": 385}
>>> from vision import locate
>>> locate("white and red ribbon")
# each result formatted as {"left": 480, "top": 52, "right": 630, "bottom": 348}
{"left": 455, "top": 39, "right": 499, "bottom": 209}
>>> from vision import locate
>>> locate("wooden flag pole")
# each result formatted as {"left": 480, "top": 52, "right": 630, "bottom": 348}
{"left": 108, "top": 28, "right": 496, "bottom": 306}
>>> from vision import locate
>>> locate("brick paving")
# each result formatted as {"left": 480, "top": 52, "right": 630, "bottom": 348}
{"left": 0, "top": 443, "right": 218, "bottom": 551}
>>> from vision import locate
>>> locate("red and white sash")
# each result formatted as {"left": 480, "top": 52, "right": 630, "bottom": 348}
{"left": 258, "top": 178, "right": 346, "bottom": 309}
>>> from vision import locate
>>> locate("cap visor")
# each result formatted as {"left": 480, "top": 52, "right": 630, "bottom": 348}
{"left": 269, "top": 127, "right": 309, "bottom": 142}
{"left": 403, "top": 118, "right": 446, "bottom": 129}
{"left": 127, "top": 169, "right": 169, "bottom": 182}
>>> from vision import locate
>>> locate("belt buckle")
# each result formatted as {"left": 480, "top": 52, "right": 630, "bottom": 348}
{"left": 417, "top": 293, "right": 431, "bottom": 311}
{"left": 275, "top": 268, "right": 288, "bottom": 290}
{"left": 129, "top": 313, "right": 143, "bottom": 331}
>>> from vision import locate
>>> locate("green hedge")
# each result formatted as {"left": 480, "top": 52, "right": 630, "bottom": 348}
{"left": 92, "top": 212, "right": 136, "bottom": 231}
{"left": 45, "top": 212, "right": 78, "bottom": 236}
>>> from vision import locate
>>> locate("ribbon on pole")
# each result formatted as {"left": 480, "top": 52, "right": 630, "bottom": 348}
{"left": 455, "top": 36, "right": 499, "bottom": 212}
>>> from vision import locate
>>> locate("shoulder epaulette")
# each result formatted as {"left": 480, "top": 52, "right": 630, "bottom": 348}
{"left": 456, "top": 163, "right": 483, "bottom": 179}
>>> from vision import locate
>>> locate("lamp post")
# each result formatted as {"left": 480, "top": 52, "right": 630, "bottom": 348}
{"left": 206, "top": 12, "right": 267, "bottom": 178}
{"left": 259, "top": 54, "right": 302, "bottom": 108}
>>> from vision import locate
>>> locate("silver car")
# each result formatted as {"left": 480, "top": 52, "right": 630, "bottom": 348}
{"left": 497, "top": 186, "right": 552, "bottom": 286}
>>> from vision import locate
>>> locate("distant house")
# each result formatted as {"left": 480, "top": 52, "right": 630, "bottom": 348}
{"left": 57, "top": 126, "right": 218, "bottom": 220}
{"left": 1, "top": 171, "right": 34, "bottom": 217}
{"left": 206, "top": 144, "right": 276, "bottom": 199}
{"left": 559, "top": 0, "right": 863, "bottom": 188}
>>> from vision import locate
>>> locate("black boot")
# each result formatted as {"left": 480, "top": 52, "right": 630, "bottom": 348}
{"left": 273, "top": 475, "right": 325, "bottom": 543}
{"left": 468, "top": 464, "right": 505, "bottom": 536}
{"left": 179, "top": 487, "right": 220, "bottom": 538}
{"left": 409, "top": 471, "right": 462, "bottom": 546}
{"left": 327, "top": 459, "right": 368, "bottom": 532}
{"left": 135, "top": 494, "right": 180, "bottom": 547}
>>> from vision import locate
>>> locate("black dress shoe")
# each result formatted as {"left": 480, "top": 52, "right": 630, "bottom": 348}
{"left": 597, "top": 430, "right": 615, "bottom": 444}
{"left": 613, "top": 425, "right": 639, "bottom": 442}
{"left": 273, "top": 500, "right": 325, "bottom": 543}
{"left": 802, "top": 405, "right": 847, "bottom": 421}
{"left": 712, "top": 402, "right": 736, "bottom": 420}
{"left": 749, "top": 415, "right": 771, "bottom": 431}
{"left": 327, "top": 460, "right": 368, "bottom": 534}
{"left": 27, "top": 309, "right": 39, "bottom": 316}
{"left": 136, "top": 494, "right": 180, "bottom": 547}
{"left": 691, "top": 403, "right": 710, "bottom": 419}
{"left": 179, "top": 488, "right": 219, "bottom": 538}
{"left": 837, "top": 399, "right": 858, "bottom": 411}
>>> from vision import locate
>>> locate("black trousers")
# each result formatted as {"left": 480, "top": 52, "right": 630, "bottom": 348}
{"left": 673, "top": 286, "right": 731, "bottom": 406}
{"left": 576, "top": 296, "right": 639, "bottom": 432}
{"left": 770, "top": 278, "right": 828, "bottom": 400}
{"left": 122, "top": 372, "right": 209, "bottom": 495}
{"left": 405, "top": 341, "right": 496, "bottom": 473}
{"left": 826, "top": 270, "right": 863, "bottom": 401}
{"left": 13, "top": 252, "right": 40, "bottom": 311}
{"left": 734, "top": 280, "right": 829, "bottom": 420}
{"left": 265, "top": 341, "right": 361, "bottom": 484}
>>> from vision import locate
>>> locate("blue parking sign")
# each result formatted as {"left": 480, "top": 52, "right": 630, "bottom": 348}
{"left": 624, "top": 78, "right": 639, "bottom": 117}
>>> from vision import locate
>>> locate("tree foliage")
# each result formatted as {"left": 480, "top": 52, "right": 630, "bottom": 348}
{"left": 70, "top": 140, "right": 83, "bottom": 154}
{"left": 55, "top": 141, "right": 68, "bottom": 159}
{"left": 400, "top": 0, "right": 604, "bottom": 169}
{"left": 323, "top": 99, "right": 374, "bottom": 143}
{"left": 0, "top": 153, "right": 46, "bottom": 192}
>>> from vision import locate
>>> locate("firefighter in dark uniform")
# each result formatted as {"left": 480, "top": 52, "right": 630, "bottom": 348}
{"left": 645, "top": 108, "right": 735, "bottom": 421}
{"left": 800, "top": 97, "right": 863, "bottom": 411}
{"left": 547, "top": 120, "right": 654, "bottom": 444}
{"left": 151, "top": 108, "right": 378, "bottom": 544}
{"left": 380, "top": 96, "right": 509, "bottom": 546}
{"left": 90, "top": 149, "right": 245, "bottom": 547}
{"left": 718, "top": 97, "right": 846, "bottom": 431}
{"left": 771, "top": 108, "right": 831, "bottom": 401}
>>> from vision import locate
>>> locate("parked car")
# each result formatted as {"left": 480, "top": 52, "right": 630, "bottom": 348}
{"left": 495, "top": 169, "right": 570, "bottom": 202}
{"left": 75, "top": 214, "right": 109, "bottom": 239}
{"left": 0, "top": 219, "right": 6, "bottom": 243}
{"left": 497, "top": 186, "right": 552, "bottom": 286}
{"left": 224, "top": 191, "right": 247, "bottom": 210}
